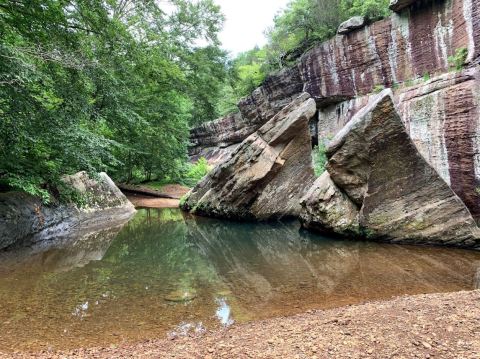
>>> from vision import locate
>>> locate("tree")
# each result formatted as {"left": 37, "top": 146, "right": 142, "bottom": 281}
{"left": 0, "top": 0, "right": 227, "bottom": 199}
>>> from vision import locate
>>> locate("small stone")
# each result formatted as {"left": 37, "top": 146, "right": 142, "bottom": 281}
{"left": 422, "top": 342, "right": 432, "bottom": 349}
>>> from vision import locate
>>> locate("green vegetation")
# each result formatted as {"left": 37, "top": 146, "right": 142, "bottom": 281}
{"left": 182, "top": 157, "right": 212, "bottom": 187}
{"left": 313, "top": 144, "right": 328, "bottom": 176}
{"left": 423, "top": 72, "right": 431, "bottom": 82}
{"left": 218, "top": 0, "right": 392, "bottom": 112}
{"left": 0, "top": 0, "right": 392, "bottom": 201}
{"left": 373, "top": 84, "right": 385, "bottom": 93}
{"left": 448, "top": 47, "right": 468, "bottom": 71}
{"left": 0, "top": 0, "right": 227, "bottom": 200}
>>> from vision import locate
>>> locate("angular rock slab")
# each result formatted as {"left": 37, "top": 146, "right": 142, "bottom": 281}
{"left": 300, "top": 172, "right": 360, "bottom": 236}
{"left": 337, "top": 16, "right": 366, "bottom": 35}
{"left": 181, "top": 93, "right": 316, "bottom": 220}
{"left": 302, "top": 90, "right": 480, "bottom": 248}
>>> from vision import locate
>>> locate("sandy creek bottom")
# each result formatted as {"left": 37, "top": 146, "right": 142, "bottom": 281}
{"left": 1, "top": 208, "right": 480, "bottom": 352}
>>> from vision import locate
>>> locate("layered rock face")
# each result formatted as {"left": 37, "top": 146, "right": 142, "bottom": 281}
{"left": 300, "top": 0, "right": 479, "bottom": 103}
{"left": 189, "top": 67, "right": 304, "bottom": 164}
{"left": 191, "top": 0, "right": 480, "bottom": 164}
{"left": 300, "top": 91, "right": 480, "bottom": 248}
{"left": 0, "top": 172, "right": 135, "bottom": 250}
{"left": 181, "top": 93, "right": 316, "bottom": 220}
{"left": 317, "top": 68, "right": 480, "bottom": 221}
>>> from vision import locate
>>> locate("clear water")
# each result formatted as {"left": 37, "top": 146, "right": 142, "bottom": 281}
{"left": 1, "top": 208, "right": 480, "bottom": 352}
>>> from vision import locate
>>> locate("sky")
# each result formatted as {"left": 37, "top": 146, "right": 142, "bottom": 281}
{"left": 215, "top": 0, "right": 290, "bottom": 56}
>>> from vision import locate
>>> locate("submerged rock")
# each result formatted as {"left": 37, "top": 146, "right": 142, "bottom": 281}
{"left": 164, "top": 290, "right": 197, "bottom": 303}
{"left": 337, "top": 16, "right": 366, "bottom": 35}
{"left": 0, "top": 172, "right": 135, "bottom": 250}
{"left": 301, "top": 90, "right": 480, "bottom": 248}
{"left": 181, "top": 93, "right": 316, "bottom": 220}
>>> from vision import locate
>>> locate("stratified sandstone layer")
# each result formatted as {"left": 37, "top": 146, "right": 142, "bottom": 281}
{"left": 0, "top": 172, "right": 135, "bottom": 250}
{"left": 301, "top": 90, "right": 480, "bottom": 248}
{"left": 318, "top": 68, "right": 480, "bottom": 221}
{"left": 182, "top": 93, "right": 316, "bottom": 220}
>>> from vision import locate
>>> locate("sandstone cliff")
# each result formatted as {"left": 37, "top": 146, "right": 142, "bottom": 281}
{"left": 0, "top": 172, "right": 135, "bottom": 250}
{"left": 300, "top": 90, "right": 480, "bottom": 248}
{"left": 182, "top": 93, "right": 316, "bottom": 220}
{"left": 190, "top": 0, "right": 480, "bottom": 224}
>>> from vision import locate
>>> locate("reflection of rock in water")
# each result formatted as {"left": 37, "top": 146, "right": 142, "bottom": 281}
{"left": 185, "top": 216, "right": 480, "bottom": 311}
{"left": 0, "top": 221, "right": 127, "bottom": 273}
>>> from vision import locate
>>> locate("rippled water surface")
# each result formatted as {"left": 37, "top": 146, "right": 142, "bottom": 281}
{"left": 1, "top": 208, "right": 480, "bottom": 352}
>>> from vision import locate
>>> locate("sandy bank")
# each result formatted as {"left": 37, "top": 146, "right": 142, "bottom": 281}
{"left": 9, "top": 290, "right": 480, "bottom": 358}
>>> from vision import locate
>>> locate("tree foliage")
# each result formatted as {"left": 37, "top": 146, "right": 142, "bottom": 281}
{"left": 0, "top": 0, "right": 227, "bottom": 198}
{"left": 217, "top": 0, "right": 391, "bottom": 116}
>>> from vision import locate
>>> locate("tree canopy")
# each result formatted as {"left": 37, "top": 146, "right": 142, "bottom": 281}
{"left": 0, "top": 0, "right": 228, "bottom": 200}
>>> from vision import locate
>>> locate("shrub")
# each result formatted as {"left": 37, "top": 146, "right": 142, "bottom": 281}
{"left": 182, "top": 157, "right": 211, "bottom": 187}
{"left": 448, "top": 48, "right": 468, "bottom": 71}
{"left": 313, "top": 144, "right": 328, "bottom": 177}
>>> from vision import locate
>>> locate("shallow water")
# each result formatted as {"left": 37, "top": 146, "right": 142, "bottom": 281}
{"left": 1, "top": 208, "right": 480, "bottom": 352}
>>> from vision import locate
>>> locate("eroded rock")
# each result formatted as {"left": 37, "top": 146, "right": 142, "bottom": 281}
{"left": 181, "top": 93, "right": 316, "bottom": 220}
{"left": 301, "top": 90, "right": 480, "bottom": 248}
{"left": 0, "top": 172, "right": 135, "bottom": 250}
{"left": 299, "top": 172, "right": 360, "bottom": 236}
{"left": 337, "top": 16, "right": 366, "bottom": 35}
{"left": 389, "top": 0, "right": 418, "bottom": 12}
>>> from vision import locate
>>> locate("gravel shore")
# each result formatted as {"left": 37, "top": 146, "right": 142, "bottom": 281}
{"left": 5, "top": 290, "right": 480, "bottom": 358}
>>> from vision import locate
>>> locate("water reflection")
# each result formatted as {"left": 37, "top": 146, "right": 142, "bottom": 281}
{"left": 0, "top": 208, "right": 480, "bottom": 352}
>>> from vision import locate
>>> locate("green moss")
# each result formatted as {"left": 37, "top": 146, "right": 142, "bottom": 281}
{"left": 373, "top": 84, "right": 385, "bottom": 94}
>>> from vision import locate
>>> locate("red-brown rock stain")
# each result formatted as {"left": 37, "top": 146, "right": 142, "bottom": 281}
{"left": 444, "top": 82, "right": 480, "bottom": 220}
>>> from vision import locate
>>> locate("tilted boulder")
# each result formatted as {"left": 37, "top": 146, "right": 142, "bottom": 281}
{"left": 181, "top": 93, "right": 316, "bottom": 220}
{"left": 301, "top": 90, "right": 480, "bottom": 248}
{"left": 300, "top": 172, "right": 360, "bottom": 236}
{"left": 337, "top": 16, "right": 366, "bottom": 35}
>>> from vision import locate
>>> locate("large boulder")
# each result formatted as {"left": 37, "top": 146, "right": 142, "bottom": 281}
{"left": 337, "top": 16, "right": 366, "bottom": 35}
{"left": 181, "top": 93, "right": 316, "bottom": 220}
{"left": 301, "top": 90, "right": 480, "bottom": 248}
{"left": 300, "top": 172, "right": 360, "bottom": 236}
{"left": 0, "top": 172, "right": 135, "bottom": 250}
{"left": 389, "top": 0, "right": 418, "bottom": 12}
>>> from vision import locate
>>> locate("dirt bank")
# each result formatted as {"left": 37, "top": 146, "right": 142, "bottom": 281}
{"left": 9, "top": 290, "right": 480, "bottom": 358}
{"left": 126, "top": 184, "right": 190, "bottom": 209}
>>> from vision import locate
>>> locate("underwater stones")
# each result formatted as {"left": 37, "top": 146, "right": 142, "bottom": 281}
{"left": 337, "top": 16, "right": 366, "bottom": 35}
{"left": 164, "top": 290, "right": 198, "bottom": 303}
{"left": 301, "top": 90, "right": 480, "bottom": 248}
{"left": 181, "top": 93, "right": 316, "bottom": 220}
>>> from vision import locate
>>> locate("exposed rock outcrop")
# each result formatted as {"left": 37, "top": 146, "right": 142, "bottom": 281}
{"left": 191, "top": 0, "right": 480, "bottom": 165}
{"left": 337, "top": 16, "right": 366, "bottom": 35}
{"left": 300, "top": 90, "right": 480, "bottom": 248}
{"left": 389, "top": 0, "right": 418, "bottom": 12}
{"left": 181, "top": 93, "right": 316, "bottom": 220}
{"left": 0, "top": 172, "right": 135, "bottom": 250}
{"left": 316, "top": 68, "right": 480, "bottom": 222}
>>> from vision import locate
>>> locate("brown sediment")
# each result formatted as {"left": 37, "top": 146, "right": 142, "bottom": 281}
{"left": 12, "top": 290, "right": 480, "bottom": 359}
{"left": 126, "top": 195, "right": 180, "bottom": 208}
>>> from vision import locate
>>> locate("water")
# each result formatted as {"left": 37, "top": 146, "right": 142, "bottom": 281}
{"left": 1, "top": 208, "right": 480, "bottom": 352}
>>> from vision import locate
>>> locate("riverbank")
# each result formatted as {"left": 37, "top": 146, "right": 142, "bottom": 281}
{"left": 10, "top": 290, "right": 480, "bottom": 358}
{"left": 125, "top": 184, "right": 190, "bottom": 208}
